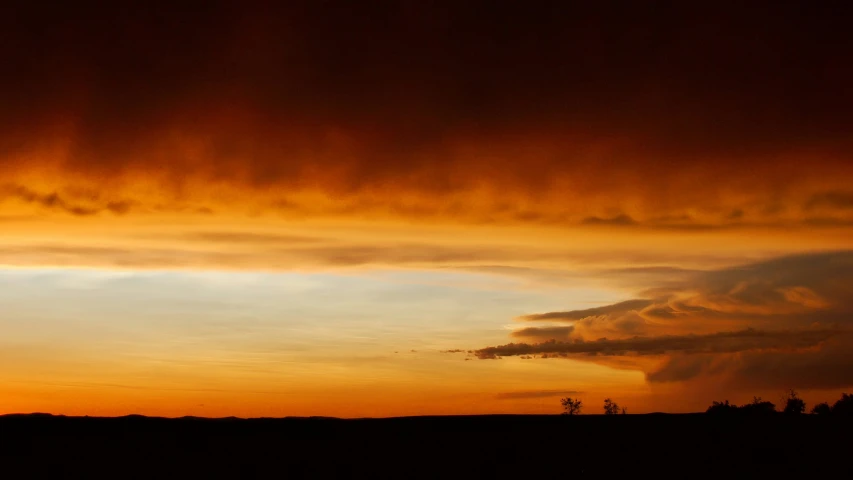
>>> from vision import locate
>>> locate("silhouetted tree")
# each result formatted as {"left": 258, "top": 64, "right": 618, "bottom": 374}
{"left": 620, "top": 407, "right": 627, "bottom": 415}
{"left": 603, "top": 398, "right": 620, "bottom": 415}
{"left": 782, "top": 389, "right": 806, "bottom": 415}
{"left": 831, "top": 393, "right": 853, "bottom": 416}
{"left": 739, "top": 396, "right": 776, "bottom": 415}
{"left": 706, "top": 400, "right": 737, "bottom": 414}
{"left": 560, "top": 397, "right": 582, "bottom": 415}
{"left": 810, "top": 402, "right": 831, "bottom": 415}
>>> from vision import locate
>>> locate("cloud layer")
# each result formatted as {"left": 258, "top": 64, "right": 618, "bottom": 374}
{"left": 1, "top": 3, "right": 852, "bottom": 229}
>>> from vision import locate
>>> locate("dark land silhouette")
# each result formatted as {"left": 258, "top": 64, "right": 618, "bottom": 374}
{"left": 2, "top": 411, "right": 852, "bottom": 478}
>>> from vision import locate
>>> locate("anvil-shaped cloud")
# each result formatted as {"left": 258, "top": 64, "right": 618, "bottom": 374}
{"left": 473, "top": 251, "right": 853, "bottom": 390}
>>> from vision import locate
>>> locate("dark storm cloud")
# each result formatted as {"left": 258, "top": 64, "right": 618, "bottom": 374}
{"left": 1, "top": 1, "right": 852, "bottom": 200}
{"left": 519, "top": 251, "right": 853, "bottom": 337}
{"left": 647, "top": 333, "right": 853, "bottom": 390}
{"left": 474, "top": 251, "right": 853, "bottom": 389}
{"left": 685, "top": 251, "right": 853, "bottom": 311}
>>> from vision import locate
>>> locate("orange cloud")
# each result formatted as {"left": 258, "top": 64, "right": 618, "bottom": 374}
{"left": 473, "top": 251, "right": 853, "bottom": 390}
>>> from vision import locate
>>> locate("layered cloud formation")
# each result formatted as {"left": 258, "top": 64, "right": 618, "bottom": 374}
{"left": 474, "top": 252, "right": 853, "bottom": 390}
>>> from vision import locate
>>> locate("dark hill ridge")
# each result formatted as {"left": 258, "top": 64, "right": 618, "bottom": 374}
{"left": 1, "top": 413, "right": 851, "bottom": 478}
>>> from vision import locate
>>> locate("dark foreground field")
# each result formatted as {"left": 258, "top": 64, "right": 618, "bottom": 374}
{"left": 1, "top": 413, "right": 851, "bottom": 478}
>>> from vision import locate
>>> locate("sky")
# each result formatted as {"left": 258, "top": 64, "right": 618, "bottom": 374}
{"left": 1, "top": 1, "right": 852, "bottom": 417}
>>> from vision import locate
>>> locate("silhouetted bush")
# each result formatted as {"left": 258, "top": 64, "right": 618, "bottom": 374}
{"left": 831, "top": 393, "right": 853, "bottom": 416}
{"left": 706, "top": 397, "right": 777, "bottom": 416}
{"left": 782, "top": 390, "right": 806, "bottom": 415}
{"left": 706, "top": 392, "right": 853, "bottom": 417}
{"left": 706, "top": 400, "right": 738, "bottom": 414}
{"left": 560, "top": 397, "right": 582, "bottom": 415}
{"left": 603, "top": 398, "right": 620, "bottom": 415}
{"left": 739, "top": 397, "right": 776, "bottom": 415}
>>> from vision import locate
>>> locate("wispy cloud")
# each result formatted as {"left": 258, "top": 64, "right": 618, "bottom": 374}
{"left": 519, "top": 300, "right": 653, "bottom": 322}
{"left": 581, "top": 214, "right": 637, "bottom": 226}
{"left": 495, "top": 390, "right": 583, "bottom": 400}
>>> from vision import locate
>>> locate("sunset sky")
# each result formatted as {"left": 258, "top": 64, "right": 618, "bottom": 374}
{"left": 2, "top": 1, "right": 852, "bottom": 417}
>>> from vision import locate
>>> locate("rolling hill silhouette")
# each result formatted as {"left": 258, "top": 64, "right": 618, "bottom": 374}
{"left": 1, "top": 412, "right": 851, "bottom": 478}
